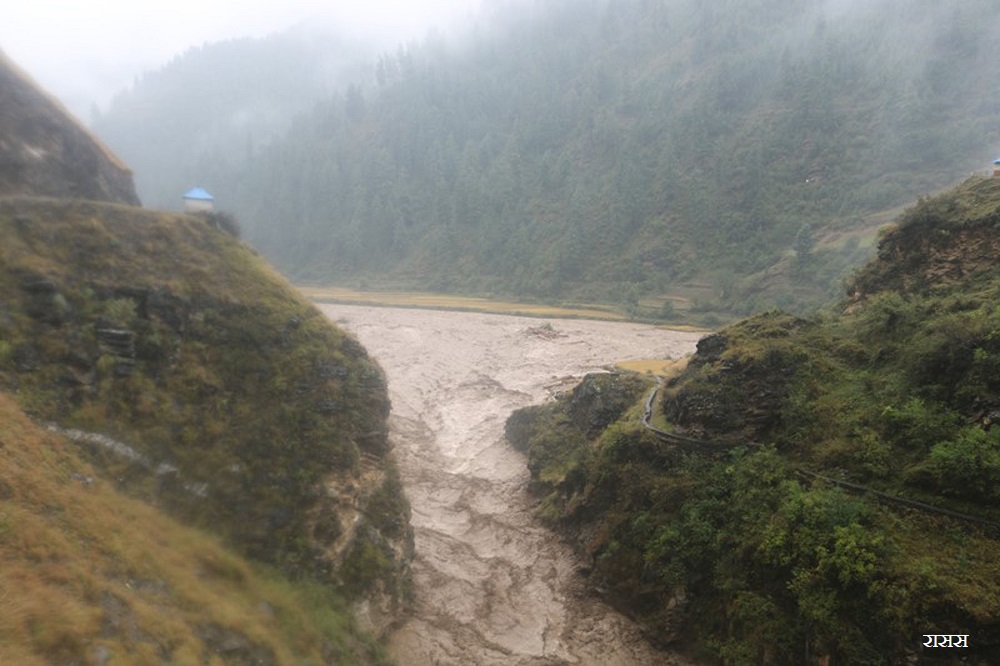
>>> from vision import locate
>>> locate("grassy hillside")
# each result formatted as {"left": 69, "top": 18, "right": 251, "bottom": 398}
{"left": 0, "top": 392, "right": 391, "bottom": 664}
{"left": 507, "top": 177, "right": 1000, "bottom": 664}
{"left": 0, "top": 199, "right": 411, "bottom": 636}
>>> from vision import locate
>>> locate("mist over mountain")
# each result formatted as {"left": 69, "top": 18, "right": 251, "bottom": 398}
{"left": 97, "top": 0, "right": 1000, "bottom": 318}
{"left": 92, "top": 24, "right": 376, "bottom": 210}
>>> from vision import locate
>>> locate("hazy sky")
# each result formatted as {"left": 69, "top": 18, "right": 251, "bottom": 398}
{"left": 2, "top": 0, "right": 478, "bottom": 119}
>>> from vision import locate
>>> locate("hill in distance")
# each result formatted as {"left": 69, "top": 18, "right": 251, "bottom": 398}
{"left": 91, "top": 25, "right": 376, "bottom": 211}
{"left": 95, "top": 0, "right": 1000, "bottom": 322}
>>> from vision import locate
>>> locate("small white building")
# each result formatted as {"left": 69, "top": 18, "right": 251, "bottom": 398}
{"left": 183, "top": 187, "right": 215, "bottom": 212}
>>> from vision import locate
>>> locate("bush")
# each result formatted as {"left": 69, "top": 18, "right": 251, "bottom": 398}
{"left": 927, "top": 426, "right": 1000, "bottom": 502}
{"left": 878, "top": 398, "right": 962, "bottom": 453}
{"left": 103, "top": 297, "right": 137, "bottom": 326}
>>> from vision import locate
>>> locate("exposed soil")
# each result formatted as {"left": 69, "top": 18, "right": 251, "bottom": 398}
{"left": 320, "top": 304, "right": 702, "bottom": 665}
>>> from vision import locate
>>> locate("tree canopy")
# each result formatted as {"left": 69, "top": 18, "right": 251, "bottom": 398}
{"left": 98, "top": 0, "right": 1000, "bottom": 316}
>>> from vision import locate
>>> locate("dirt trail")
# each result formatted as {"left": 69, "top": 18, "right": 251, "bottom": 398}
{"left": 319, "top": 304, "right": 702, "bottom": 665}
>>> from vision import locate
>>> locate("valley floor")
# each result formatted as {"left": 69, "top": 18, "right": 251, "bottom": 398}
{"left": 304, "top": 286, "right": 629, "bottom": 320}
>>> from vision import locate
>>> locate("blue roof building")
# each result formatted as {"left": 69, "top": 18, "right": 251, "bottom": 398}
{"left": 183, "top": 187, "right": 214, "bottom": 212}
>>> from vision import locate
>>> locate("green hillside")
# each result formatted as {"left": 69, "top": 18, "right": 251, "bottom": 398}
{"left": 155, "top": 0, "right": 997, "bottom": 319}
{"left": 0, "top": 199, "right": 412, "bottom": 658}
{"left": 507, "top": 177, "right": 1000, "bottom": 664}
{"left": 1, "top": 46, "right": 412, "bottom": 661}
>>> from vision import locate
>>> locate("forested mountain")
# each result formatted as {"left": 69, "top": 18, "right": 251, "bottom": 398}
{"left": 99, "top": 0, "right": 1000, "bottom": 318}
{"left": 92, "top": 24, "right": 375, "bottom": 210}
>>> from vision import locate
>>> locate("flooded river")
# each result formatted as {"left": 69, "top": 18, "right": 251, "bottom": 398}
{"left": 319, "top": 304, "right": 702, "bottom": 665}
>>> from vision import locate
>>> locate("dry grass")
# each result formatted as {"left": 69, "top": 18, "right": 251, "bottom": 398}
{"left": 0, "top": 393, "right": 385, "bottom": 665}
{"left": 300, "top": 285, "right": 627, "bottom": 320}
{"left": 614, "top": 357, "right": 690, "bottom": 377}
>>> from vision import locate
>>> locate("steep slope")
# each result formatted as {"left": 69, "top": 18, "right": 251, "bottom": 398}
{"left": 0, "top": 50, "right": 411, "bottom": 659}
{"left": 0, "top": 49, "right": 139, "bottom": 205}
{"left": 0, "top": 392, "right": 391, "bottom": 665}
{"left": 0, "top": 199, "right": 412, "bottom": 633}
{"left": 508, "top": 177, "right": 1000, "bottom": 663}
{"left": 110, "top": 0, "right": 998, "bottom": 317}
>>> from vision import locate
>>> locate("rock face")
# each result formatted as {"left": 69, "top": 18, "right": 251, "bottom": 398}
{"left": 662, "top": 314, "right": 810, "bottom": 441}
{"left": 848, "top": 176, "right": 1000, "bottom": 300}
{"left": 0, "top": 49, "right": 140, "bottom": 205}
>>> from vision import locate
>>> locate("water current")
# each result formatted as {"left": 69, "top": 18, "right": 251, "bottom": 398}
{"left": 320, "top": 304, "right": 703, "bottom": 665}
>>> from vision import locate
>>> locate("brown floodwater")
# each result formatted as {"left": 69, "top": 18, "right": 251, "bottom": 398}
{"left": 320, "top": 304, "right": 702, "bottom": 665}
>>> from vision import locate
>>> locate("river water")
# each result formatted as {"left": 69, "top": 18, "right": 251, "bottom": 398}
{"left": 319, "top": 304, "right": 702, "bottom": 665}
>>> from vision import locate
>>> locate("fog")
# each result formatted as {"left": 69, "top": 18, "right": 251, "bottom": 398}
{"left": 1, "top": 0, "right": 916, "bottom": 123}
{"left": 1, "top": 0, "right": 480, "bottom": 119}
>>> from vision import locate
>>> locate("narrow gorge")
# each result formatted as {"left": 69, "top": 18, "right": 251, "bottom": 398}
{"left": 321, "top": 304, "right": 701, "bottom": 665}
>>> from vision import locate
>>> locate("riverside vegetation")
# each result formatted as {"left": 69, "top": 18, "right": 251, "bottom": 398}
{"left": 507, "top": 177, "right": 1000, "bottom": 664}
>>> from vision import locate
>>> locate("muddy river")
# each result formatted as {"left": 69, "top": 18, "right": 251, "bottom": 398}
{"left": 320, "top": 304, "right": 703, "bottom": 665}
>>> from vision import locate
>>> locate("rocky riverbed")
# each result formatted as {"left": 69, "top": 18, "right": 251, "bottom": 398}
{"left": 319, "top": 304, "right": 702, "bottom": 665}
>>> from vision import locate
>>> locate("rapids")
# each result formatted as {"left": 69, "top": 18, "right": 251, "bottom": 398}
{"left": 320, "top": 304, "right": 702, "bottom": 665}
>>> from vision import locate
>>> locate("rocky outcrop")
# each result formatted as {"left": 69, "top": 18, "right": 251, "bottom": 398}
{"left": 847, "top": 176, "right": 1000, "bottom": 301}
{"left": 662, "top": 313, "right": 810, "bottom": 441}
{"left": 0, "top": 49, "right": 140, "bottom": 204}
{"left": 566, "top": 372, "right": 649, "bottom": 439}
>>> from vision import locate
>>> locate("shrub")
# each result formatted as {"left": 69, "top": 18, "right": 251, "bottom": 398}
{"left": 103, "top": 297, "right": 137, "bottom": 326}
{"left": 927, "top": 426, "right": 1000, "bottom": 502}
{"left": 878, "top": 398, "right": 962, "bottom": 453}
